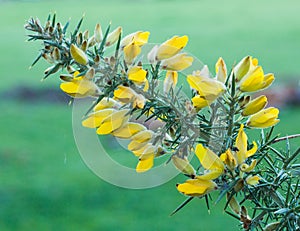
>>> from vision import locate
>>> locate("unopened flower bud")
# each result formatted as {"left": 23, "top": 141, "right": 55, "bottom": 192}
{"left": 85, "top": 67, "right": 95, "bottom": 80}
{"left": 234, "top": 178, "right": 244, "bottom": 192}
{"left": 242, "top": 95, "right": 268, "bottom": 116}
{"left": 81, "top": 40, "right": 88, "bottom": 52}
{"left": 226, "top": 193, "right": 241, "bottom": 215}
{"left": 83, "top": 30, "right": 89, "bottom": 40}
{"left": 52, "top": 47, "right": 61, "bottom": 61}
{"left": 172, "top": 155, "right": 196, "bottom": 176}
{"left": 94, "top": 23, "right": 103, "bottom": 43}
{"left": 70, "top": 44, "right": 88, "bottom": 65}
{"left": 76, "top": 32, "right": 83, "bottom": 45}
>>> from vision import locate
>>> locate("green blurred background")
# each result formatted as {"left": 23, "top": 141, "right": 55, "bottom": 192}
{"left": 0, "top": 0, "right": 300, "bottom": 230}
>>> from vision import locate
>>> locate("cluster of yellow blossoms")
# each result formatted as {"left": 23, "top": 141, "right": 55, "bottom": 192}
{"left": 25, "top": 15, "right": 299, "bottom": 230}
{"left": 56, "top": 24, "right": 279, "bottom": 193}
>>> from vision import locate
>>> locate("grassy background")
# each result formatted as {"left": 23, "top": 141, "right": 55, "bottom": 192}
{"left": 0, "top": 0, "right": 300, "bottom": 230}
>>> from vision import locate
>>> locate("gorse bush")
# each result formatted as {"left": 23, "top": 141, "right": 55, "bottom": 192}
{"left": 25, "top": 14, "right": 300, "bottom": 230}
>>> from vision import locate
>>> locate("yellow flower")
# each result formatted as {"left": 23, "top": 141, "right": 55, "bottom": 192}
{"left": 239, "top": 66, "right": 275, "bottom": 92}
{"left": 176, "top": 178, "right": 217, "bottom": 197}
{"left": 235, "top": 124, "right": 258, "bottom": 165}
{"left": 136, "top": 154, "right": 155, "bottom": 173}
{"left": 112, "top": 122, "right": 146, "bottom": 138}
{"left": 96, "top": 109, "right": 130, "bottom": 135}
{"left": 176, "top": 144, "right": 223, "bottom": 197}
{"left": 127, "top": 130, "right": 154, "bottom": 151}
{"left": 242, "top": 95, "right": 268, "bottom": 116}
{"left": 60, "top": 71, "right": 98, "bottom": 98}
{"left": 161, "top": 53, "right": 193, "bottom": 71}
{"left": 163, "top": 71, "right": 178, "bottom": 94}
{"left": 172, "top": 155, "right": 196, "bottom": 176}
{"left": 114, "top": 85, "right": 146, "bottom": 108}
{"left": 220, "top": 149, "right": 237, "bottom": 171}
{"left": 247, "top": 107, "right": 280, "bottom": 128}
{"left": 127, "top": 66, "right": 147, "bottom": 84}
{"left": 156, "top": 35, "right": 188, "bottom": 60}
{"left": 246, "top": 175, "right": 260, "bottom": 185}
{"left": 105, "top": 26, "right": 122, "bottom": 46}
{"left": 195, "top": 144, "right": 224, "bottom": 180}
{"left": 134, "top": 144, "right": 164, "bottom": 173}
{"left": 82, "top": 108, "right": 116, "bottom": 128}
{"left": 215, "top": 57, "right": 227, "bottom": 83}
{"left": 70, "top": 44, "right": 88, "bottom": 65}
{"left": 234, "top": 56, "right": 258, "bottom": 81}
{"left": 93, "top": 97, "right": 121, "bottom": 111}
{"left": 187, "top": 74, "right": 226, "bottom": 109}
{"left": 123, "top": 42, "right": 141, "bottom": 65}
{"left": 121, "top": 31, "right": 150, "bottom": 48}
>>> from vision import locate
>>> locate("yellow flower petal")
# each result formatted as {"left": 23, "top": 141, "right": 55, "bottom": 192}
{"left": 163, "top": 71, "right": 178, "bottom": 94}
{"left": 128, "top": 130, "right": 154, "bottom": 151}
{"left": 187, "top": 75, "right": 226, "bottom": 100}
{"left": 128, "top": 66, "right": 147, "bottom": 83}
{"left": 239, "top": 66, "right": 265, "bottom": 92}
{"left": 136, "top": 154, "right": 154, "bottom": 173}
{"left": 215, "top": 57, "right": 227, "bottom": 83}
{"left": 156, "top": 35, "right": 188, "bottom": 60}
{"left": 234, "top": 56, "right": 251, "bottom": 81}
{"left": 96, "top": 109, "right": 130, "bottom": 135}
{"left": 191, "top": 95, "right": 211, "bottom": 109}
{"left": 246, "top": 141, "right": 258, "bottom": 158}
{"left": 172, "top": 155, "right": 196, "bottom": 176}
{"left": 60, "top": 72, "right": 98, "bottom": 98}
{"left": 114, "top": 86, "right": 136, "bottom": 103}
{"left": 112, "top": 122, "right": 146, "bottom": 138}
{"left": 124, "top": 42, "right": 141, "bottom": 65}
{"left": 240, "top": 159, "right": 257, "bottom": 172}
{"left": 70, "top": 44, "right": 88, "bottom": 65}
{"left": 195, "top": 144, "right": 224, "bottom": 171}
{"left": 121, "top": 31, "right": 150, "bottom": 48}
{"left": 93, "top": 97, "right": 120, "bottom": 111}
{"left": 176, "top": 178, "right": 217, "bottom": 197}
{"left": 82, "top": 109, "right": 116, "bottom": 128}
{"left": 246, "top": 175, "right": 260, "bottom": 185}
{"left": 242, "top": 95, "right": 268, "bottom": 116}
{"left": 161, "top": 53, "right": 193, "bottom": 71}
{"left": 220, "top": 149, "right": 237, "bottom": 170}
{"left": 247, "top": 107, "right": 280, "bottom": 128}
{"left": 195, "top": 144, "right": 224, "bottom": 179}
{"left": 196, "top": 169, "right": 224, "bottom": 180}
{"left": 235, "top": 124, "right": 248, "bottom": 165}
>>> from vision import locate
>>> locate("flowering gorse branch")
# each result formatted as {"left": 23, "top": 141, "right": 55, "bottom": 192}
{"left": 25, "top": 14, "right": 299, "bottom": 230}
